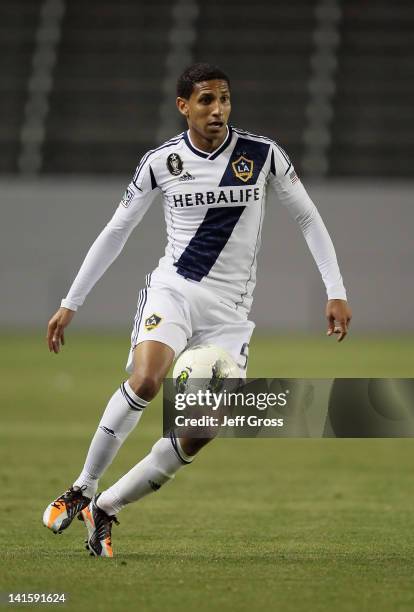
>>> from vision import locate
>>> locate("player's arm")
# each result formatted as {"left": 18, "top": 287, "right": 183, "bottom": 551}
{"left": 268, "top": 145, "right": 351, "bottom": 342}
{"left": 47, "top": 160, "right": 159, "bottom": 353}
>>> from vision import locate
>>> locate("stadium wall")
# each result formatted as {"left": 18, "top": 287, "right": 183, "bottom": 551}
{"left": 1, "top": 178, "right": 412, "bottom": 332}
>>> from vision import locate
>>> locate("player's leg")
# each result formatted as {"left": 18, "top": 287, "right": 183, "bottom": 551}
{"left": 72, "top": 340, "right": 174, "bottom": 494}
{"left": 42, "top": 340, "right": 174, "bottom": 534}
{"left": 94, "top": 305, "right": 254, "bottom": 521}
{"left": 85, "top": 345, "right": 250, "bottom": 556}
{"left": 93, "top": 430, "right": 198, "bottom": 523}
{"left": 81, "top": 286, "right": 253, "bottom": 556}
{"left": 179, "top": 437, "right": 212, "bottom": 455}
{"left": 82, "top": 432, "right": 212, "bottom": 557}
{"left": 43, "top": 281, "right": 189, "bottom": 534}
{"left": 82, "top": 427, "right": 211, "bottom": 557}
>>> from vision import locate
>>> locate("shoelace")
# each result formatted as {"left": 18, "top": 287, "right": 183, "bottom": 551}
{"left": 106, "top": 517, "right": 120, "bottom": 547}
{"left": 95, "top": 510, "right": 120, "bottom": 546}
{"left": 51, "top": 486, "right": 87, "bottom": 510}
{"left": 97, "top": 514, "right": 120, "bottom": 533}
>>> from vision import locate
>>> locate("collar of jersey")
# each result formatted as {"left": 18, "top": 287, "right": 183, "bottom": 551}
{"left": 183, "top": 125, "right": 233, "bottom": 160}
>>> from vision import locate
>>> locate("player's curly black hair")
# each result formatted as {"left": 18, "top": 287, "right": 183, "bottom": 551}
{"left": 176, "top": 63, "right": 230, "bottom": 99}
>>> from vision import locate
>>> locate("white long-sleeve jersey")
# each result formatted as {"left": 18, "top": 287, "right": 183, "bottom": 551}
{"left": 61, "top": 126, "right": 347, "bottom": 315}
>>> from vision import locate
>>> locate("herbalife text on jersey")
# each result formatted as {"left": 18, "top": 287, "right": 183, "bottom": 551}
{"left": 172, "top": 187, "right": 261, "bottom": 207}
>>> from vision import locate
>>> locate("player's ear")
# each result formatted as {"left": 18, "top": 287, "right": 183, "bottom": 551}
{"left": 176, "top": 97, "right": 189, "bottom": 118}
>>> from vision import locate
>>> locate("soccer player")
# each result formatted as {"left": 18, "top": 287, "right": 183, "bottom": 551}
{"left": 43, "top": 63, "right": 352, "bottom": 557}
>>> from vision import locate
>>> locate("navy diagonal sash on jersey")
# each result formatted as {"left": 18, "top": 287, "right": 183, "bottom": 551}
{"left": 174, "top": 206, "right": 245, "bottom": 282}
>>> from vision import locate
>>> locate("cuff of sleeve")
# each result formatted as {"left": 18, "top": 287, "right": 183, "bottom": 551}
{"left": 327, "top": 285, "right": 347, "bottom": 301}
{"left": 61, "top": 298, "right": 79, "bottom": 312}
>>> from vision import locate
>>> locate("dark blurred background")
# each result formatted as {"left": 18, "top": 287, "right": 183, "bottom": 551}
{"left": 1, "top": 0, "right": 413, "bottom": 331}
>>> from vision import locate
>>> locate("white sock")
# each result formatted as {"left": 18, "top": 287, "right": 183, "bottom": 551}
{"left": 97, "top": 432, "right": 193, "bottom": 515}
{"left": 73, "top": 381, "right": 148, "bottom": 497}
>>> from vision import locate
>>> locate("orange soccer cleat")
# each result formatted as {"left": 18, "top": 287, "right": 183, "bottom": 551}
{"left": 43, "top": 486, "right": 91, "bottom": 534}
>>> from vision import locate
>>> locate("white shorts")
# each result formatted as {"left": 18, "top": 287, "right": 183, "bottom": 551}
{"left": 126, "top": 269, "right": 255, "bottom": 377}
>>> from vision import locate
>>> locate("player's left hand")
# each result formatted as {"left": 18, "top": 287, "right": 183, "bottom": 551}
{"left": 326, "top": 299, "right": 352, "bottom": 342}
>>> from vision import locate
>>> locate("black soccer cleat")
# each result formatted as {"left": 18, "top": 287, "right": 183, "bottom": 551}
{"left": 80, "top": 495, "right": 119, "bottom": 558}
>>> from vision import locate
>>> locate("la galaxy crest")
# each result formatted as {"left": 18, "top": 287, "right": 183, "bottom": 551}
{"left": 120, "top": 186, "right": 134, "bottom": 208}
{"left": 167, "top": 153, "right": 183, "bottom": 176}
{"left": 145, "top": 313, "right": 162, "bottom": 331}
{"left": 232, "top": 155, "right": 254, "bottom": 183}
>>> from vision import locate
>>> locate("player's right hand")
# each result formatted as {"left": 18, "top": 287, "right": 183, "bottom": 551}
{"left": 325, "top": 299, "right": 352, "bottom": 343}
{"left": 47, "top": 307, "right": 75, "bottom": 353}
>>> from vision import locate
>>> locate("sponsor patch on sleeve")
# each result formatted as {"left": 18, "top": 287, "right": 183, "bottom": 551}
{"left": 120, "top": 186, "right": 135, "bottom": 208}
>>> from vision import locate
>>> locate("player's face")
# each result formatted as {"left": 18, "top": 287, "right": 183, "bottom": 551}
{"left": 177, "top": 79, "right": 231, "bottom": 147}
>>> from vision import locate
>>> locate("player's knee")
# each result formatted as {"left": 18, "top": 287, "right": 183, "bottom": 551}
{"left": 128, "top": 373, "right": 161, "bottom": 402}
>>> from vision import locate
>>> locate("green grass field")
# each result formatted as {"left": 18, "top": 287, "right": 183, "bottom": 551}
{"left": 1, "top": 332, "right": 414, "bottom": 611}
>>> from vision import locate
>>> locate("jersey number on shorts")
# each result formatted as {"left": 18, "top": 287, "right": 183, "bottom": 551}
{"left": 173, "top": 206, "right": 246, "bottom": 282}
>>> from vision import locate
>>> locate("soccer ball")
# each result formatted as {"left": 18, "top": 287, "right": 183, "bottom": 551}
{"left": 173, "top": 344, "right": 240, "bottom": 394}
